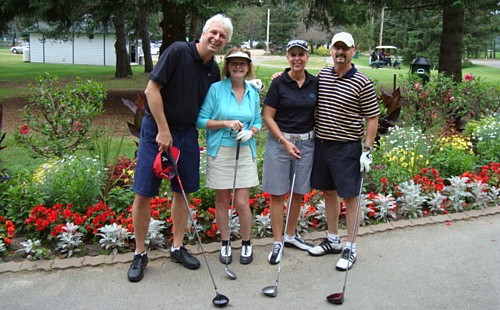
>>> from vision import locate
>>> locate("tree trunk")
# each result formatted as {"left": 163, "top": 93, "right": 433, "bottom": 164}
{"left": 160, "top": 0, "right": 187, "bottom": 50}
{"left": 113, "top": 12, "right": 133, "bottom": 78}
{"left": 438, "top": 1, "right": 464, "bottom": 83}
{"left": 138, "top": 0, "right": 153, "bottom": 73}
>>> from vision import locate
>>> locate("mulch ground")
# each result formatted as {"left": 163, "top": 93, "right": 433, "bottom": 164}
{"left": 1, "top": 89, "right": 142, "bottom": 135}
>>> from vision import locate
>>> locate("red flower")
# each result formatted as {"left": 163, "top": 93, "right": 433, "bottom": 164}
{"left": 464, "top": 73, "right": 473, "bottom": 81}
{"left": 20, "top": 124, "right": 30, "bottom": 135}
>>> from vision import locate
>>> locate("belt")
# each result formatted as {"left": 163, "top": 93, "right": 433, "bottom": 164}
{"left": 282, "top": 130, "right": 315, "bottom": 141}
{"left": 144, "top": 112, "right": 192, "bottom": 131}
{"left": 317, "top": 138, "right": 360, "bottom": 146}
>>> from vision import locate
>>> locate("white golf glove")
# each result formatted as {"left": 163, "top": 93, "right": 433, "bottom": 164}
{"left": 248, "top": 79, "right": 265, "bottom": 91}
{"left": 236, "top": 130, "right": 254, "bottom": 142}
{"left": 360, "top": 151, "right": 373, "bottom": 173}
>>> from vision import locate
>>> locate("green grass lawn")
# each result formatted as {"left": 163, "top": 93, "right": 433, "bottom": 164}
{"left": 2, "top": 48, "right": 499, "bottom": 100}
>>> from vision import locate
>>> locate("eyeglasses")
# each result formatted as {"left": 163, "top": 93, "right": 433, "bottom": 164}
{"left": 229, "top": 61, "right": 248, "bottom": 67}
{"left": 286, "top": 40, "right": 308, "bottom": 51}
{"left": 332, "top": 45, "right": 352, "bottom": 51}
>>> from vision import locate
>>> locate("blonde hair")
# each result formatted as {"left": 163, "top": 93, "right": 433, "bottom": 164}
{"left": 221, "top": 47, "right": 255, "bottom": 79}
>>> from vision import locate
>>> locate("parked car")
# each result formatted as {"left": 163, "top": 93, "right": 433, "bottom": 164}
{"left": 10, "top": 43, "right": 30, "bottom": 54}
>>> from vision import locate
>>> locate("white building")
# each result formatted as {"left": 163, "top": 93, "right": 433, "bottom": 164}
{"left": 28, "top": 31, "right": 119, "bottom": 66}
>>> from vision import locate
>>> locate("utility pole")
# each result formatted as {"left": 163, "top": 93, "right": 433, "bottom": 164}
{"left": 379, "top": 7, "right": 385, "bottom": 46}
{"left": 266, "top": 8, "right": 270, "bottom": 54}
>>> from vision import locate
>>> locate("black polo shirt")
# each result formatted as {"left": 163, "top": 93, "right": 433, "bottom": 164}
{"left": 149, "top": 40, "right": 221, "bottom": 128}
{"left": 264, "top": 68, "right": 318, "bottom": 133}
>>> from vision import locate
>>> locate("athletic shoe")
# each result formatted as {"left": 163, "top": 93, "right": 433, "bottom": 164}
{"left": 171, "top": 246, "right": 201, "bottom": 270}
{"left": 336, "top": 248, "right": 357, "bottom": 271}
{"left": 307, "top": 238, "right": 342, "bottom": 256}
{"left": 284, "top": 235, "right": 314, "bottom": 251}
{"left": 127, "top": 252, "right": 148, "bottom": 282}
{"left": 219, "top": 244, "right": 232, "bottom": 264}
{"left": 240, "top": 244, "right": 253, "bottom": 264}
{"left": 267, "top": 242, "right": 283, "bottom": 265}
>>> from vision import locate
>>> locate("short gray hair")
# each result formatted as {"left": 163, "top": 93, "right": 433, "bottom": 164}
{"left": 202, "top": 14, "right": 233, "bottom": 42}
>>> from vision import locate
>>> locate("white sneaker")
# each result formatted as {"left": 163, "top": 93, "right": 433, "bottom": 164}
{"left": 336, "top": 248, "right": 357, "bottom": 271}
{"left": 240, "top": 243, "right": 253, "bottom": 264}
{"left": 308, "top": 238, "right": 342, "bottom": 256}
{"left": 284, "top": 235, "right": 314, "bottom": 251}
{"left": 219, "top": 244, "right": 232, "bottom": 264}
{"left": 267, "top": 242, "right": 283, "bottom": 265}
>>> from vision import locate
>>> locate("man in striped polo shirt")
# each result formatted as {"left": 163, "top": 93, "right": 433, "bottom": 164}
{"left": 307, "top": 32, "right": 380, "bottom": 271}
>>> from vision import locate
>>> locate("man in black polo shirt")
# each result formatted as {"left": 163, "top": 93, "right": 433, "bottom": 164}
{"left": 127, "top": 14, "right": 233, "bottom": 283}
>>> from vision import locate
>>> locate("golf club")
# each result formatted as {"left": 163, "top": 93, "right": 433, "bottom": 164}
{"left": 326, "top": 172, "right": 365, "bottom": 305}
{"left": 262, "top": 141, "right": 301, "bottom": 297}
{"left": 223, "top": 140, "right": 240, "bottom": 280}
{"left": 168, "top": 147, "right": 229, "bottom": 308}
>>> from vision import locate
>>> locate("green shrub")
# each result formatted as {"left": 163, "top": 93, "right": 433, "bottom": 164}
{"left": 370, "top": 125, "right": 433, "bottom": 193}
{"left": 15, "top": 74, "right": 106, "bottom": 158}
{"left": 464, "top": 114, "right": 500, "bottom": 165}
{"left": 1, "top": 171, "right": 45, "bottom": 229}
{"left": 315, "top": 46, "right": 330, "bottom": 56}
{"left": 398, "top": 73, "right": 500, "bottom": 134}
{"left": 34, "top": 155, "right": 106, "bottom": 213}
{"left": 430, "top": 135, "right": 477, "bottom": 178}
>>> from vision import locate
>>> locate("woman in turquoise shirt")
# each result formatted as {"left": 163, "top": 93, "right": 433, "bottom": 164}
{"left": 197, "top": 47, "right": 262, "bottom": 265}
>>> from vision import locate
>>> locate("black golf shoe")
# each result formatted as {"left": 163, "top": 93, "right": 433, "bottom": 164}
{"left": 127, "top": 252, "right": 148, "bottom": 282}
{"left": 171, "top": 246, "right": 201, "bottom": 270}
{"left": 240, "top": 243, "right": 253, "bottom": 264}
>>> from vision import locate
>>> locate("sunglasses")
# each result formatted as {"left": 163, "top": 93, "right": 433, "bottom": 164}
{"left": 286, "top": 40, "right": 308, "bottom": 51}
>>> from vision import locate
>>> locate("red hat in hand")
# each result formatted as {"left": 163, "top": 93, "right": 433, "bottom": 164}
{"left": 153, "top": 146, "right": 180, "bottom": 180}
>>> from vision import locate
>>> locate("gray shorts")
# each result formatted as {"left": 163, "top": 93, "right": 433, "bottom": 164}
{"left": 262, "top": 132, "right": 314, "bottom": 195}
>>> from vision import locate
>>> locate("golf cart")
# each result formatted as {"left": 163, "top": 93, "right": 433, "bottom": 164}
{"left": 369, "top": 45, "right": 401, "bottom": 69}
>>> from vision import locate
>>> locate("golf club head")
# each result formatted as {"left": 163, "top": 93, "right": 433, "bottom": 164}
{"left": 262, "top": 285, "right": 278, "bottom": 297}
{"left": 212, "top": 293, "right": 229, "bottom": 308}
{"left": 326, "top": 292, "right": 344, "bottom": 305}
{"left": 224, "top": 267, "right": 237, "bottom": 280}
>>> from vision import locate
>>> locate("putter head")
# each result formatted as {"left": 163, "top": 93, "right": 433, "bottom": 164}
{"left": 262, "top": 285, "right": 278, "bottom": 297}
{"left": 224, "top": 266, "right": 237, "bottom": 280}
{"left": 212, "top": 293, "right": 229, "bottom": 308}
{"left": 326, "top": 292, "right": 344, "bottom": 305}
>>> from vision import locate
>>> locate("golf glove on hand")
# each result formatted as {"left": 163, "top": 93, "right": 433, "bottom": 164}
{"left": 360, "top": 151, "right": 373, "bottom": 173}
{"left": 236, "top": 130, "right": 253, "bottom": 142}
{"left": 248, "top": 79, "right": 265, "bottom": 91}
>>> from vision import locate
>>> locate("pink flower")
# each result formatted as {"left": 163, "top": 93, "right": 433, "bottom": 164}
{"left": 464, "top": 73, "right": 473, "bottom": 81}
{"left": 413, "top": 82, "right": 422, "bottom": 91}
{"left": 20, "top": 124, "right": 30, "bottom": 135}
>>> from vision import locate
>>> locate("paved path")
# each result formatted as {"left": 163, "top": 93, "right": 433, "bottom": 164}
{"left": 471, "top": 59, "right": 500, "bottom": 69}
{"left": 1, "top": 208, "right": 499, "bottom": 309}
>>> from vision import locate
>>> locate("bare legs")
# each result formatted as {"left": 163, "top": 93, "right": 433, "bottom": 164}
{"left": 270, "top": 192, "right": 303, "bottom": 242}
{"left": 323, "top": 190, "right": 360, "bottom": 243}
{"left": 132, "top": 191, "right": 189, "bottom": 252}
{"left": 215, "top": 188, "right": 252, "bottom": 241}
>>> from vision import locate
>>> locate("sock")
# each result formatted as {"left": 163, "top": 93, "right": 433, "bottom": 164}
{"left": 171, "top": 246, "right": 180, "bottom": 252}
{"left": 284, "top": 234, "right": 295, "bottom": 241}
{"left": 242, "top": 239, "right": 251, "bottom": 246}
{"left": 134, "top": 250, "right": 147, "bottom": 256}
{"left": 327, "top": 233, "right": 340, "bottom": 243}
{"left": 221, "top": 240, "right": 229, "bottom": 246}
{"left": 345, "top": 242, "right": 356, "bottom": 253}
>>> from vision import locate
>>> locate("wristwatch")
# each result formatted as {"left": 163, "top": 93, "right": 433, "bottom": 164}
{"left": 363, "top": 145, "right": 373, "bottom": 152}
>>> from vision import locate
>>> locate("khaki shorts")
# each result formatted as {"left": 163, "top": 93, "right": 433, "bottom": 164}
{"left": 205, "top": 146, "right": 259, "bottom": 189}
